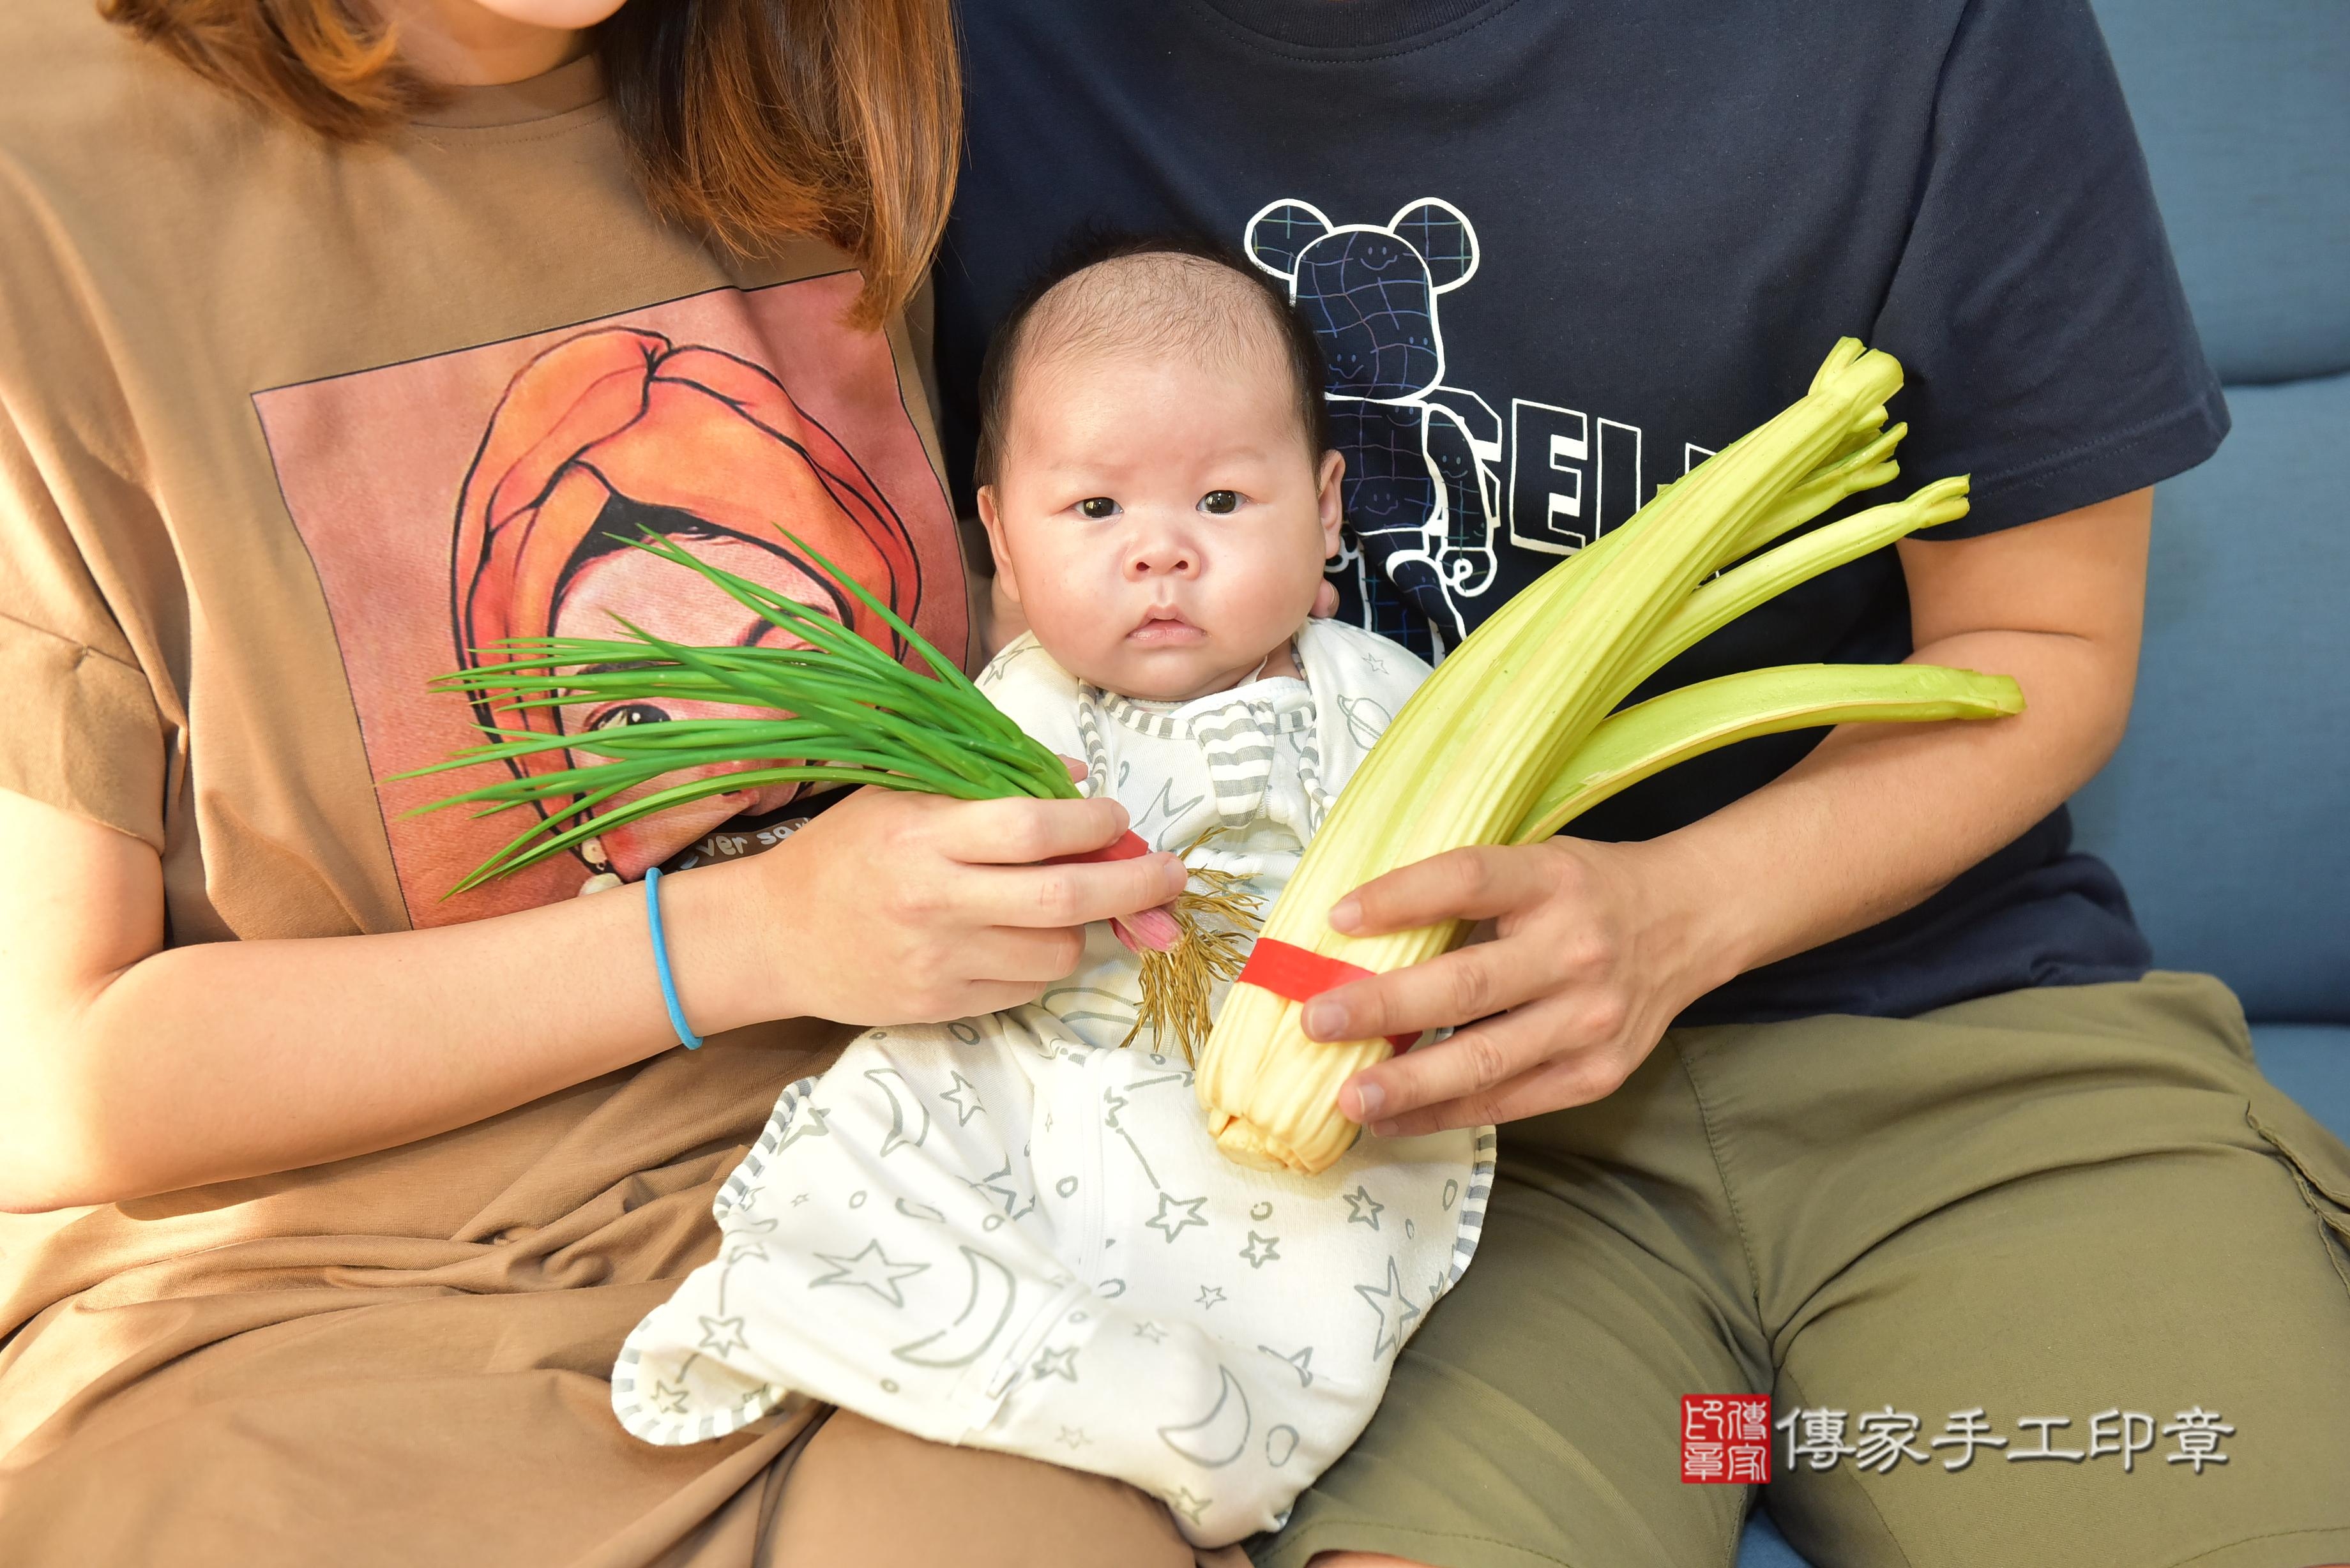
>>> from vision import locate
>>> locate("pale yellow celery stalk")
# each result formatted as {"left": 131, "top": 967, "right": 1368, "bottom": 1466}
{"left": 1642, "top": 475, "right": 1973, "bottom": 674}
{"left": 1717, "top": 423, "right": 1906, "bottom": 565}
{"left": 1510, "top": 663, "right": 2024, "bottom": 845}
{"left": 1198, "top": 342, "right": 1911, "bottom": 1173}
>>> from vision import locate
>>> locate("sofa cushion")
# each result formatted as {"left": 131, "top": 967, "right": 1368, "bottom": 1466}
{"left": 2068, "top": 372, "right": 2350, "bottom": 1021}
{"left": 2252, "top": 1024, "right": 2350, "bottom": 1145}
{"left": 1739, "top": 1509, "right": 1811, "bottom": 1567}
{"left": 2095, "top": 0, "right": 2350, "bottom": 382}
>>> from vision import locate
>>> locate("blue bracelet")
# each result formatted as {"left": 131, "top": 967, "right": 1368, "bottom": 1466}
{"left": 643, "top": 866, "right": 703, "bottom": 1050}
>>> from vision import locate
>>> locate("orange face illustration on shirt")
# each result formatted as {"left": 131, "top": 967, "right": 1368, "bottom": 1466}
{"left": 256, "top": 273, "right": 964, "bottom": 926}
{"left": 451, "top": 327, "right": 925, "bottom": 880}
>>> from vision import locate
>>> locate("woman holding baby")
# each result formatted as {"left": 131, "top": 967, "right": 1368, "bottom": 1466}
{"left": 3, "top": 1, "right": 2346, "bottom": 1567}
{"left": 0, "top": 0, "right": 1197, "bottom": 1562}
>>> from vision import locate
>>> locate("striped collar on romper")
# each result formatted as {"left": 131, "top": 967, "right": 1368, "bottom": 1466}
{"left": 1077, "top": 670, "right": 1334, "bottom": 834}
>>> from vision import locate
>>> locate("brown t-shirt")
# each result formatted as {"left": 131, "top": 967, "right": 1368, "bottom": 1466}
{"left": 0, "top": 0, "right": 968, "bottom": 944}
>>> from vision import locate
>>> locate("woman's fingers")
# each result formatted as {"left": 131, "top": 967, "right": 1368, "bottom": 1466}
{"left": 965, "top": 854, "right": 1187, "bottom": 931}
{"left": 944, "top": 794, "right": 1131, "bottom": 865}
{"left": 921, "top": 921, "right": 1112, "bottom": 1016}
{"left": 867, "top": 792, "right": 1185, "bottom": 930}
{"left": 898, "top": 923, "right": 1117, "bottom": 1021}
{"left": 752, "top": 787, "right": 1168, "bottom": 1026}
{"left": 1328, "top": 844, "right": 1556, "bottom": 937}
{"left": 957, "top": 924, "right": 1093, "bottom": 985}
{"left": 913, "top": 797, "right": 1185, "bottom": 927}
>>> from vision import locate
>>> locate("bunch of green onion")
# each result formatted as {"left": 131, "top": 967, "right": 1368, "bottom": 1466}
{"left": 400, "top": 532, "right": 1089, "bottom": 896}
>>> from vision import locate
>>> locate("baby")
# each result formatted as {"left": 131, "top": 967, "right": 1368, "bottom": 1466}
{"left": 614, "top": 241, "right": 1492, "bottom": 1546}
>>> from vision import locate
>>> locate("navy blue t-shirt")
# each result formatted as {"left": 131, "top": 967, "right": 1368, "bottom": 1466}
{"left": 932, "top": 0, "right": 2228, "bottom": 1024}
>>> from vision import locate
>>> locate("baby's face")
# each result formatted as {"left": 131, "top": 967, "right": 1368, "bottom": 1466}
{"left": 979, "top": 344, "right": 1344, "bottom": 702}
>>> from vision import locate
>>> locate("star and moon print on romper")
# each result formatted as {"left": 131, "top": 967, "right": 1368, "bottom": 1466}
{"left": 616, "top": 1006, "right": 1494, "bottom": 1545}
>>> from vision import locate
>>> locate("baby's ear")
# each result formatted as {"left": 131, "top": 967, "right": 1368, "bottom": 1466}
{"left": 1315, "top": 450, "right": 1347, "bottom": 557}
{"left": 976, "top": 486, "right": 1022, "bottom": 605}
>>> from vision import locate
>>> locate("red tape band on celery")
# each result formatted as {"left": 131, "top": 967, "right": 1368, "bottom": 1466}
{"left": 1237, "top": 936, "right": 1418, "bottom": 1052}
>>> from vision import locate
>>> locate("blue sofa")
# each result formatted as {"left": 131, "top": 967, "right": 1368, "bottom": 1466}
{"left": 1740, "top": 1, "right": 2348, "bottom": 1562}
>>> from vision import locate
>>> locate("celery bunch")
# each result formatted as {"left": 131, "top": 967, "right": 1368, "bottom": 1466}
{"left": 1196, "top": 341, "right": 2025, "bottom": 1174}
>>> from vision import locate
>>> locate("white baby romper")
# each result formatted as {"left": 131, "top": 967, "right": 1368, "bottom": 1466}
{"left": 614, "top": 619, "right": 1496, "bottom": 1547}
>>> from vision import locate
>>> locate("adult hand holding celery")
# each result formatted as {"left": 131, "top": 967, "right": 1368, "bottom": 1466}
{"left": 1196, "top": 340, "right": 2024, "bottom": 1175}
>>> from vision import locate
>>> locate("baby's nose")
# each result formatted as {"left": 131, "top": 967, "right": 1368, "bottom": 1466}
{"left": 1126, "top": 534, "right": 1199, "bottom": 578}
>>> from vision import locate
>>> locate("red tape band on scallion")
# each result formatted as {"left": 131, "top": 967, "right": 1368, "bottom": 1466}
{"left": 1237, "top": 936, "right": 1418, "bottom": 1052}
{"left": 1048, "top": 829, "right": 1153, "bottom": 866}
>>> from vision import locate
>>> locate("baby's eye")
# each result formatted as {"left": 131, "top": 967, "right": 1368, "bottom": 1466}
{"left": 1199, "top": 490, "right": 1241, "bottom": 515}
{"left": 1078, "top": 497, "right": 1120, "bottom": 520}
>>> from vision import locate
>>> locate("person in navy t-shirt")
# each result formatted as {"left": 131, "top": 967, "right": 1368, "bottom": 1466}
{"left": 925, "top": 4, "right": 2350, "bottom": 1564}
{"left": 936, "top": 0, "right": 2230, "bottom": 1036}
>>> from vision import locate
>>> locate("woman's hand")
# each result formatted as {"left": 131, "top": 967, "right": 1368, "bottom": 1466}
{"left": 678, "top": 785, "right": 1187, "bottom": 1029}
{"left": 1298, "top": 836, "right": 1736, "bottom": 1136}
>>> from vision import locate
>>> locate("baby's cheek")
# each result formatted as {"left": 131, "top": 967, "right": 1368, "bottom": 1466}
{"left": 1031, "top": 598, "right": 1116, "bottom": 669}
{"left": 1232, "top": 550, "right": 1324, "bottom": 637}
{"left": 1024, "top": 555, "right": 1110, "bottom": 634}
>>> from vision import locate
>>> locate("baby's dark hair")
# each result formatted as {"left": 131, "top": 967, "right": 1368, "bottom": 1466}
{"left": 970, "top": 229, "right": 1331, "bottom": 490}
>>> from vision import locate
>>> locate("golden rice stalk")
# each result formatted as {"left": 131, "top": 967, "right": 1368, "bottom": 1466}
{"left": 1121, "top": 859, "right": 1264, "bottom": 1064}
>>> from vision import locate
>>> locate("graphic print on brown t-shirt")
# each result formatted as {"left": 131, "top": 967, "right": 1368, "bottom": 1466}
{"left": 254, "top": 272, "right": 960, "bottom": 926}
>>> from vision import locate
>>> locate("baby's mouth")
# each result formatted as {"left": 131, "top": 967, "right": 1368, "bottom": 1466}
{"left": 1127, "top": 607, "right": 1206, "bottom": 647}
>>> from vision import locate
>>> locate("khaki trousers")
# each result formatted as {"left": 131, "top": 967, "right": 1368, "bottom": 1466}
{"left": 1254, "top": 972, "right": 2350, "bottom": 1568}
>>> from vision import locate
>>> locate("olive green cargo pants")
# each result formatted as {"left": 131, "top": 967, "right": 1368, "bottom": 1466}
{"left": 1254, "top": 972, "right": 2350, "bottom": 1568}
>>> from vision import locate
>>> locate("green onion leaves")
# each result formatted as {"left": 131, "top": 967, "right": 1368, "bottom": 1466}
{"left": 397, "top": 531, "right": 1075, "bottom": 895}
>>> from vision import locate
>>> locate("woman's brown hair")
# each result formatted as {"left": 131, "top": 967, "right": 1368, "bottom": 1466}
{"left": 96, "top": 0, "right": 959, "bottom": 328}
